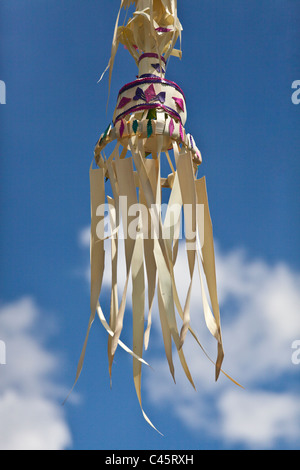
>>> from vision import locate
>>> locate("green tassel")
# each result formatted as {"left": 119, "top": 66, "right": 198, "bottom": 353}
{"left": 99, "top": 123, "right": 111, "bottom": 144}
{"left": 147, "top": 119, "right": 153, "bottom": 138}
{"left": 147, "top": 108, "right": 157, "bottom": 120}
{"left": 132, "top": 120, "right": 138, "bottom": 134}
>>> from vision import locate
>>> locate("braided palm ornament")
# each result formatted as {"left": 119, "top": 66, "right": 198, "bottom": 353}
{"left": 71, "top": 0, "right": 239, "bottom": 431}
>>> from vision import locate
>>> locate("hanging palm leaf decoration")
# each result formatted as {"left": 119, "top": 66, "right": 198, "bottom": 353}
{"left": 69, "top": 0, "right": 240, "bottom": 431}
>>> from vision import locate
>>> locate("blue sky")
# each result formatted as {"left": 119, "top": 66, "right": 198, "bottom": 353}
{"left": 0, "top": 0, "right": 299, "bottom": 450}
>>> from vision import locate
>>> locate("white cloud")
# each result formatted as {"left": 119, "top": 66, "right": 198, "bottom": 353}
{"left": 79, "top": 225, "right": 300, "bottom": 449}
{"left": 78, "top": 226, "right": 90, "bottom": 249}
{"left": 215, "top": 247, "right": 300, "bottom": 383}
{"left": 0, "top": 297, "right": 72, "bottom": 450}
{"left": 218, "top": 390, "right": 300, "bottom": 449}
{"left": 0, "top": 392, "right": 71, "bottom": 451}
{"left": 144, "top": 244, "right": 300, "bottom": 449}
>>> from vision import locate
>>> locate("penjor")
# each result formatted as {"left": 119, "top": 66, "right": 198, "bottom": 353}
{"left": 71, "top": 0, "right": 239, "bottom": 431}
